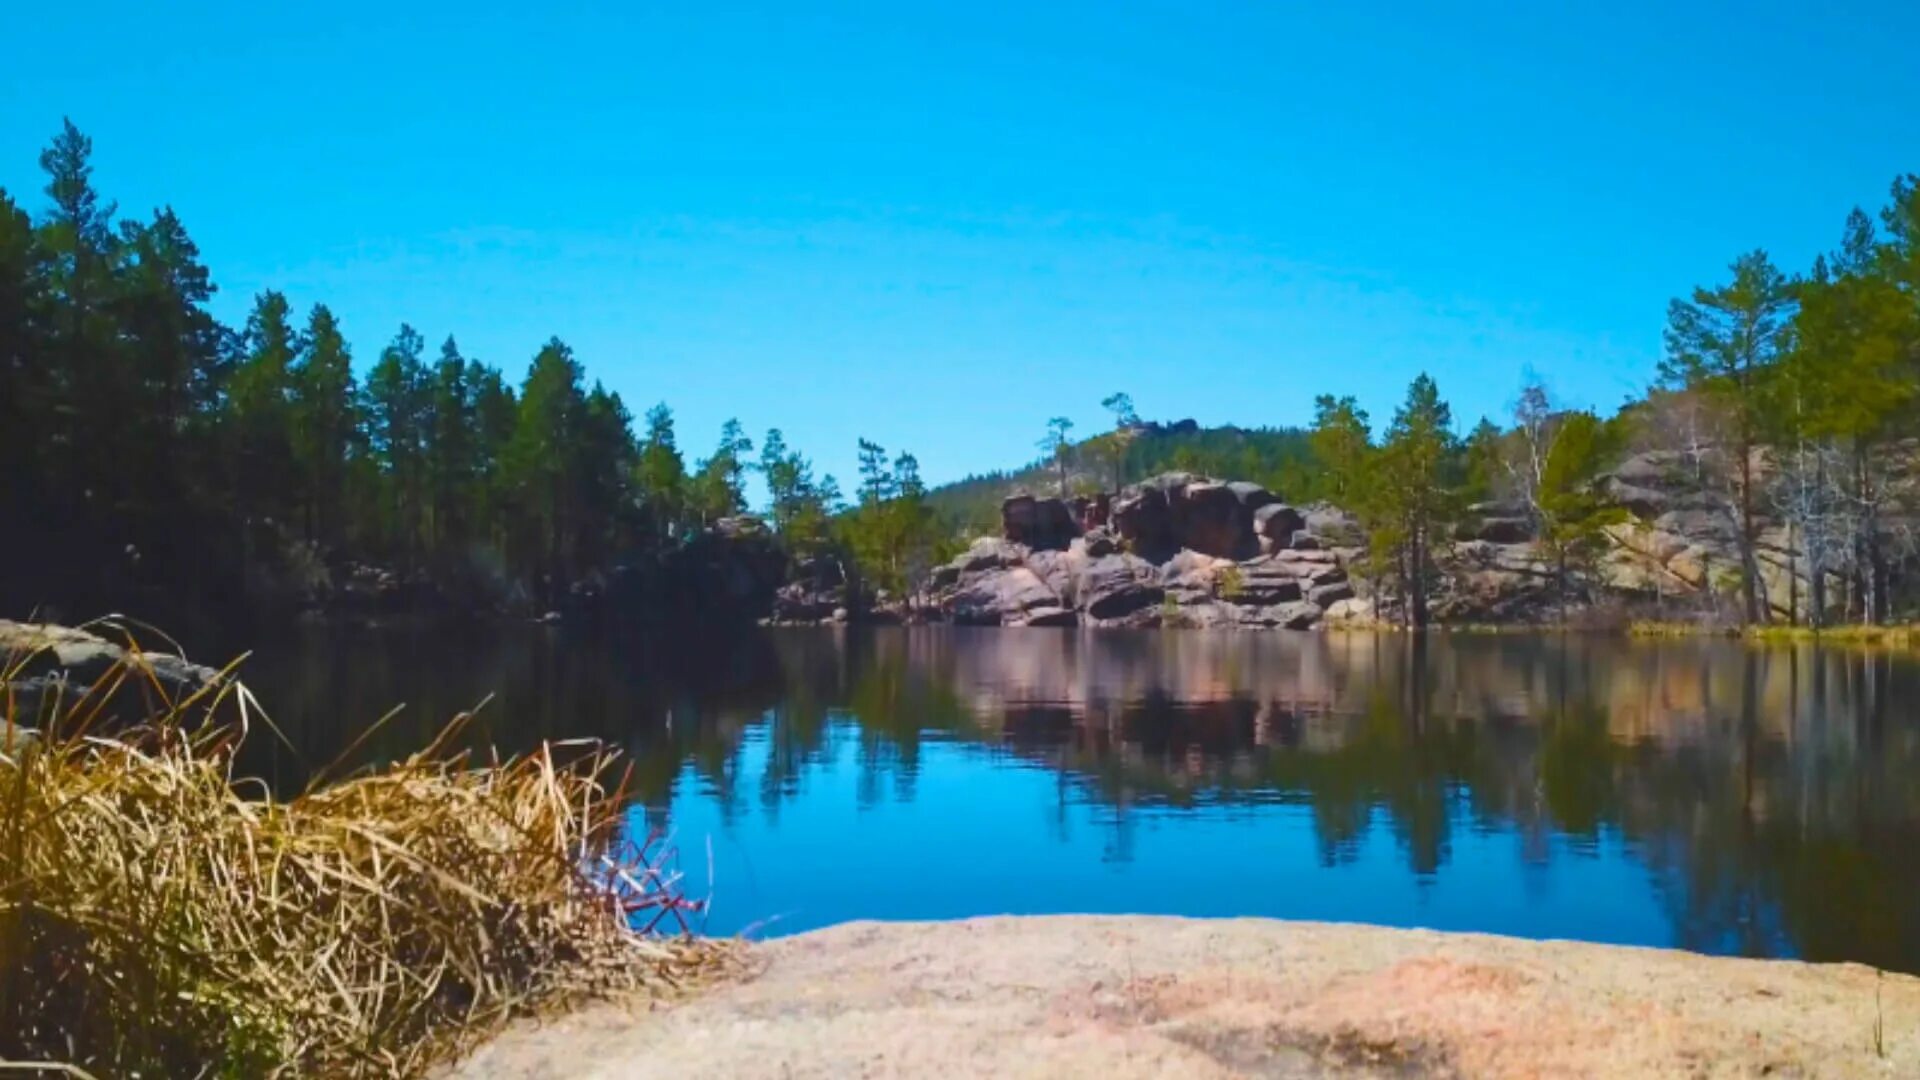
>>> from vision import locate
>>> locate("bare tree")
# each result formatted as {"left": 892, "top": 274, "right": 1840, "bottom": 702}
{"left": 1509, "top": 381, "right": 1552, "bottom": 526}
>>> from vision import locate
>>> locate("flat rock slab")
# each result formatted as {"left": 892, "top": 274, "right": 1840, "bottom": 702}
{"left": 447, "top": 916, "right": 1920, "bottom": 1078}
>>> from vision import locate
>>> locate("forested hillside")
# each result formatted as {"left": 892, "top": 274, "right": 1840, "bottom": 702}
{"left": 925, "top": 420, "right": 1317, "bottom": 535}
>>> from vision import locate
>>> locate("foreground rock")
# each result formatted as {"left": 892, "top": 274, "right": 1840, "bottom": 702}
{"left": 0, "top": 619, "right": 223, "bottom": 726}
{"left": 449, "top": 915, "right": 1919, "bottom": 1079}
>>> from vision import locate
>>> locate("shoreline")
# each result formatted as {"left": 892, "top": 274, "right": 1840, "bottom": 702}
{"left": 449, "top": 915, "right": 1920, "bottom": 1078}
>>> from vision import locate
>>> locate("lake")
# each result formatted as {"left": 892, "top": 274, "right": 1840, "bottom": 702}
{"left": 234, "top": 624, "right": 1920, "bottom": 973}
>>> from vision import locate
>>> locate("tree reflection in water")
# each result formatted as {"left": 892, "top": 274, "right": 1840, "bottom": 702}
{"left": 242, "top": 624, "right": 1920, "bottom": 972}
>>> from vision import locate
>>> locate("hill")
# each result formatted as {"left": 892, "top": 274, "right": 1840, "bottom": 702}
{"left": 925, "top": 420, "right": 1316, "bottom": 535}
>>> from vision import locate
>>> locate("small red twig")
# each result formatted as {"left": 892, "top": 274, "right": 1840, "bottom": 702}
{"left": 602, "top": 827, "right": 707, "bottom": 936}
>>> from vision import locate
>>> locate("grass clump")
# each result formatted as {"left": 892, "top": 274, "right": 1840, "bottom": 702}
{"left": 1, "top": 624, "right": 729, "bottom": 1077}
{"left": 1626, "top": 620, "right": 1743, "bottom": 639}
{"left": 1741, "top": 623, "right": 1920, "bottom": 647}
{"left": 1629, "top": 620, "right": 1920, "bottom": 647}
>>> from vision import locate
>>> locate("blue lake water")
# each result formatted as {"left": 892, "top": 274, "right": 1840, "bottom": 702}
{"left": 242, "top": 624, "right": 1920, "bottom": 972}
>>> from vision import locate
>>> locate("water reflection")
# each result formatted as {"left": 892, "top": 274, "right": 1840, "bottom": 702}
{"left": 240, "top": 625, "right": 1920, "bottom": 972}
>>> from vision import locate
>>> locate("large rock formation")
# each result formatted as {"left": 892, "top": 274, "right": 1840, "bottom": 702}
{"left": 918, "top": 451, "right": 1871, "bottom": 630}
{"left": 999, "top": 494, "right": 1079, "bottom": 551}
{"left": 922, "top": 479, "right": 1359, "bottom": 628}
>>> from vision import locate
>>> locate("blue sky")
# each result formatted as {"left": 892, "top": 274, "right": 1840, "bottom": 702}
{"left": 5, "top": 2, "right": 1917, "bottom": 489}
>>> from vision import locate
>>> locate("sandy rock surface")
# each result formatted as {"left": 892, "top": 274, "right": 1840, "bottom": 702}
{"left": 447, "top": 916, "right": 1919, "bottom": 1078}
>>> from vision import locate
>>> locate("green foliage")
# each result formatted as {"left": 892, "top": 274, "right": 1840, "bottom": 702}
{"left": 231, "top": 292, "right": 301, "bottom": 524}
{"left": 1659, "top": 250, "right": 1796, "bottom": 623}
{"left": 1089, "top": 390, "right": 1141, "bottom": 492}
{"left": 1460, "top": 417, "right": 1504, "bottom": 505}
{"left": 759, "top": 428, "right": 840, "bottom": 554}
{"left": 498, "top": 340, "right": 641, "bottom": 595}
{"left": 686, "top": 418, "right": 754, "bottom": 526}
{"left": 5, "top": 117, "right": 1918, "bottom": 628}
{"left": 636, "top": 402, "right": 687, "bottom": 538}
{"left": 288, "top": 305, "right": 360, "bottom": 543}
{"left": 1307, "top": 395, "right": 1372, "bottom": 504}
{"left": 1536, "top": 410, "right": 1629, "bottom": 605}
{"left": 1367, "top": 374, "right": 1458, "bottom": 627}
{"left": 363, "top": 323, "right": 432, "bottom": 562}
{"left": 926, "top": 421, "right": 1316, "bottom": 534}
{"left": 1038, "top": 416, "right": 1074, "bottom": 498}
{"left": 839, "top": 442, "right": 943, "bottom": 594}
{"left": 3, "top": 121, "right": 900, "bottom": 619}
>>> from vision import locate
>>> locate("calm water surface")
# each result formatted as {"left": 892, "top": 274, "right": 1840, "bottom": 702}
{"left": 237, "top": 625, "right": 1920, "bottom": 972}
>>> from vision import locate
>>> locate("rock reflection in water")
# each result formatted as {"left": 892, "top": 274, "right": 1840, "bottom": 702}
{"left": 716, "top": 628, "right": 1920, "bottom": 969}
{"left": 243, "top": 624, "right": 1920, "bottom": 972}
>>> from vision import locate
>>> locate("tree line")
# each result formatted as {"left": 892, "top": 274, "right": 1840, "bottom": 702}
{"left": 0, "top": 121, "right": 941, "bottom": 616}
{"left": 5, "top": 119, "right": 1917, "bottom": 628}
{"left": 1308, "top": 170, "right": 1920, "bottom": 627}
{"left": 1024, "top": 172, "right": 1919, "bottom": 628}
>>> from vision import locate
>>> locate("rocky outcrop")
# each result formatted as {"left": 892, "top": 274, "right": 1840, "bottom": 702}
{"left": 0, "top": 620, "right": 225, "bottom": 728}
{"left": 769, "top": 557, "right": 850, "bottom": 624}
{"left": 1000, "top": 495, "right": 1078, "bottom": 551}
{"left": 919, "top": 443, "right": 1898, "bottom": 631}
{"left": 1253, "top": 503, "right": 1305, "bottom": 553}
{"left": 921, "top": 479, "right": 1370, "bottom": 629}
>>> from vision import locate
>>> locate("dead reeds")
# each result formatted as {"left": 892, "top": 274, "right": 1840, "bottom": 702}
{"left": 1, "top": 623, "right": 731, "bottom": 1077}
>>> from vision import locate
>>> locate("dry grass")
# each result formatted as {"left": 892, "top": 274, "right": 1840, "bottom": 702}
{"left": 1, "top": 624, "right": 732, "bottom": 1078}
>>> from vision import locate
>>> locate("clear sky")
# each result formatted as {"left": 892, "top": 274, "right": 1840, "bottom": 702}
{"left": 5, "top": 2, "right": 1917, "bottom": 489}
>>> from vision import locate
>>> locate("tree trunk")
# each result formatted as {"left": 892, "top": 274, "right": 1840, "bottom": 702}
{"left": 1810, "top": 557, "right": 1826, "bottom": 630}
{"left": 1557, "top": 547, "right": 1569, "bottom": 626}
{"left": 1786, "top": 529, "right": 1798, "bottom": 628}
{"left": 1409, "top": 520, "right": 1429, "bottom": 629}
{"left": 1809, "top": 452, "right": 1828, "bottom": 630}
{"left": 1855, "top": 447, "right": 1884, "bottom": 626}
{"left": 1736, "top": 441, "right": 1764, "bottom": 625}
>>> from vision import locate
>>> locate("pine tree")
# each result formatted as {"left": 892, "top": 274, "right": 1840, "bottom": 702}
{"left": 363, "top": 324, "right": 431, "bottom": 563}
{"left": 1659, "top": 251, "right": 1795, "bottom": 623}
{"left": 1089, "top": 392, "right": 1139, "bottom": 491}
{"left": 288, "top": 304, "right": 357, "bottom": 544}
{"left": 1533, "top": 411, "right": 1626, "bottom": 617}
{"left": 1038, "top": 417, "right": 1074, "bottom": 498}
{"left": 575, "top": 383, "right": 637, "bottom": 569}
{"left": 230, "top": 291, "right": 301, "bottom": 525}
{"left": 1460, "top": 417, "right": 1504, "bottom": 505}
{"left": 505, "top": 338, "right": 587, "bottom": 594}
{"left": 636, "top": 403, "right": 686, "bottom": 538}
{"left": 424, "top": 337, "right": 476, "bottom": 552}
{"left": 1374, "top": 374, "right": 1457, "bottom": 628}
{"left": 0, "top": 191, "right": 42, "bottom": 506}
{"left": 856, "top": 438, "right": 894, "bottom": 505}
{"left": 468, "top": 362, "right": 517, "bottom": 548}
{"left": 1307, "top": 394, "right": 1372, "bottom": 504}
{"left": 116, "top": 207, "right": 225, "bottom": 521}
{"left": 36, "top": 120, "right": 125, "bottom": 520}
{"left": 688, "top": 418, "right": 753, "bottom": 525}
{"left": 759, "top": 427, "right": 836, "bottom": 552}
